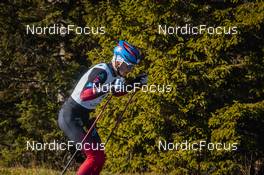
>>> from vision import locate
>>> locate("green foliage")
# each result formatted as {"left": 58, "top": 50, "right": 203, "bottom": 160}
{"left": 0, "top": 0, "right": 264, "bottom": 174}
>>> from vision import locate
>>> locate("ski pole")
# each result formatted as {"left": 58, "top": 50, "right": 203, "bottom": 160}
{"left": 104, "top": 91, "right": 137, "bottom": 147}
{"left": 60, "top": 95, "right": 113, "bottom": 175}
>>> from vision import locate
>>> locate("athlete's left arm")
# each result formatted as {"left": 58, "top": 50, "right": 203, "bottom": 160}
{"left": 113, "top": 74, "right": 148, "bottom": 97}
{"left": 112, "top": 78, "right": 128, "bottom": 97}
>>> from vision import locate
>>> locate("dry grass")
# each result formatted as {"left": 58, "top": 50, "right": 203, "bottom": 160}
{"left": 0, "top": 167, "right": 74, "bottom": 175}
{"left": 0, "top": 167, "right": 159, "bottom": 175}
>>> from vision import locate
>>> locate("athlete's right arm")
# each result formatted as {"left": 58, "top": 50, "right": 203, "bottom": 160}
{"left": 80, "top": 68, "right": 108, "bottom": 101}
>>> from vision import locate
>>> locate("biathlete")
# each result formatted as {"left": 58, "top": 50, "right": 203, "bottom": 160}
{"left": 58, "top": 40, "right": 147, "bottom": 175}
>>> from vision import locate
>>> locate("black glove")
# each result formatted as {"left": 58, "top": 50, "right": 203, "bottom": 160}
{"left": 132, "top": 73, "right": 148, "bottom": 86}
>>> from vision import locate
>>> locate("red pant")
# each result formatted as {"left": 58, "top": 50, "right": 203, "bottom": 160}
{"left": 77, "top": 148, "right": 106, "bottom": 175}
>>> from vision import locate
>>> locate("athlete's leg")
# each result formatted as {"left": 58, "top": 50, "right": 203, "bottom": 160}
{"left": 58, "top": 108, "right": 84, "bottom": 143}
{"left": 58, "top": 106, "right": 106, "bottom": 175}
{"left": 77, "top": 128, "right": 106, "bottom": 175}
